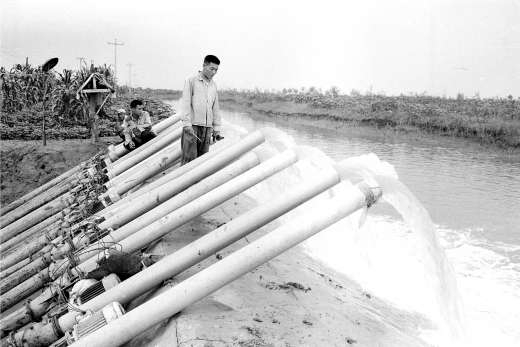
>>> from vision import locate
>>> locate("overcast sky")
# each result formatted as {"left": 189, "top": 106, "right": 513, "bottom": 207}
{"left": 1, "top": 0, "right": 519, "bottom": 97}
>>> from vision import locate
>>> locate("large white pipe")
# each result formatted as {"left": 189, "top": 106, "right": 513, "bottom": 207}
{"left": 107, "top": 120, "right": 182, "bottom": 168}
{"left": 100, "top": 133, "right": 264, "bottom": 226}
{"left": 0, "top": 192, "right": 75, "bottom": 243}
{"left": 100, "top": 138, "right": 231, "bottom": 217}
{"left": 1, "top": 209, "right": 66, "bottom": 252}
{"left": 103, "top": 142, "right": 182, "bottom": 202}
{"left": 1, "top": 116, "right": 179, "bottom": 224}
{"left": 0, "top": 220, "right": 65, "bottom": 277}
{"left": 0, "top": 149, "right": 298, "bottom": 310}
{"left": 0, "top": 162, "right": 84, "bottom": 217}
{"left": 107, "top": 114, "right": 181, "bottom": 162}
{"left": 102, "top": 151, "right": 260, "bottom": 239}
{"left": 0, "top": 149, "right": 260, "bottom": 298}
{"left": 0, "top": 145, "right": 259, "bottom": 332}
{"left": 70, "top": 182, "right": 382, "bottom": 347}
{"left": 0, "top": 164, "right": 341, "bottom": 346}
{"left": 0, "top": 175, "right": 78, "bottom": 230}
{"left": 101, "top": 127, "right": 286, "bottom": 216}
{"left": 56, "top": 164, "right": 341, "bottom": 333}
{"left": 1, "top": 121, "right": 181, "bottom": 252}
{"left": 106, "top": 126, "right": 182, "bottom": 178}
{"left": 105, "top": 138, "right": 180, "bottom": 190}
{"left": 79, "top": 150, "right": 299, "bottom": 270}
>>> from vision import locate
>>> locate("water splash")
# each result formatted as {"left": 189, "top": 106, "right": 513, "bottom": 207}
{"left": 241, "top": 131, "right": 464, "bottom": 343}
{"left": 376, "top": 175, "right": 463, "bottom": 335}
{"left": 322, "top": 154, "right": 464, "bottom": 339}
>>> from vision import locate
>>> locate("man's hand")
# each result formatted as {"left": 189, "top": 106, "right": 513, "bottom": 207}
{"left": 125, "top": 140, "right": 135, "bottom": 149}
{"left": 184, "top": 125, "right": 195, "bottom": 136}
{"left": 212, "top": 130, "right": 224, "bottom": 142}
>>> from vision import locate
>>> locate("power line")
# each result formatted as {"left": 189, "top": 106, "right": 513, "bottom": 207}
{"left": 107, "top": 38, "right": 124, "bottom": 85}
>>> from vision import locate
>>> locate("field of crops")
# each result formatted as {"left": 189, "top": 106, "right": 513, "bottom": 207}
{"left": 0, "top": 62, "right": 174, "bottom": 140}
{"left": 220, "top": 89, "right": 520, "bottom": 148}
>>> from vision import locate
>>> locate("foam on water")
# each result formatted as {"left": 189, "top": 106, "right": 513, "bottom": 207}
{"left": 434, "top": 227, "right": 520, "bottom": 346}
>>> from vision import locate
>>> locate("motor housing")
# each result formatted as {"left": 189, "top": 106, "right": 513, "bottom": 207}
{"left": 69, "top": 273, "right": 121, "bottom": 306}
{"left": 72, "top": 302, "right": 125, "bottom": 341}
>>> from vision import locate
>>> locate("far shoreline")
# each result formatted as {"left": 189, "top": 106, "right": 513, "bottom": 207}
{"left": 219, "top": 91, "right": 520, "bottom": 151}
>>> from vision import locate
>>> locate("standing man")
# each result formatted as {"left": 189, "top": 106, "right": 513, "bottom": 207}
{"left": 122, "top": 99, "right": 156, "bottom": 150}
{"left": 180, "top": 54, "right": 224, "bottom": 164}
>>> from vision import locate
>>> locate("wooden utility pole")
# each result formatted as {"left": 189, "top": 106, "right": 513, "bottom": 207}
{"left": 127, "top": 63, "right": 133, "bottom": 88}
{"left": 107, "top": 39, "right": 124, "bottom": 86}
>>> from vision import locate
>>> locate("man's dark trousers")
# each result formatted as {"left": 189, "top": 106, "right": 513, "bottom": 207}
{"left": 123, "top": 128, "right": 156, "bottom": 151}
{"left": 181, "top": 125, "right": 211, "bottom": 165}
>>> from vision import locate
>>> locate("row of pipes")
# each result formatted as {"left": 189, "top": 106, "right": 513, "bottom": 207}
{"left": 0, "top": 112, "right": 382, "bottom": 347}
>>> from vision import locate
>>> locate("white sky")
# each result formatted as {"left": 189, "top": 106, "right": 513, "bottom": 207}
{"left": 1, "top": 0, "right": 519, "bottom": 97}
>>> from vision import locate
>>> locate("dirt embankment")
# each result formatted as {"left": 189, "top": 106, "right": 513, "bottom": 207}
{"left": 0, "top": 138, "right": 114, "bottom": 206}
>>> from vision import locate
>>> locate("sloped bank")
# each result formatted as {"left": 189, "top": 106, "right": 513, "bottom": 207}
{"left": 0, "top": 139, "right": 113, "bottom": 206}
{"left": 126, "top": 195, "right": 432, "bottom": 347}
{"left": 0, "top": 143, "right": 433, "bottom": 347}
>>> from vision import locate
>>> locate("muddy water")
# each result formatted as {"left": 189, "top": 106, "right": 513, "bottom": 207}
{"left": 168, "top": 101, "right": 520, "bottom": 345}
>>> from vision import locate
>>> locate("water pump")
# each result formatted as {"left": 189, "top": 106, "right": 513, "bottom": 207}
{"left": 69, "top": 273, "right": 121, "bottom": 306}
{"left": 49, "top": 302, "right": 125, "bottom": 347}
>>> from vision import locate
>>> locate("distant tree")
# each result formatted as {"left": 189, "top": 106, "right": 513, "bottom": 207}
{"left": 350, "top": 89, "right": 361, "bottom": 97}
{"left": 327, "top": 86, "right": 340, "bottom": 97}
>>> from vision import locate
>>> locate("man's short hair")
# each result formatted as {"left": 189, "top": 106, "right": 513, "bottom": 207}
{"left": 204, "top": 55, "right": 220, "bottom": 65}
{"left": 130, "top": 99, "right": 143, "bottom": 109}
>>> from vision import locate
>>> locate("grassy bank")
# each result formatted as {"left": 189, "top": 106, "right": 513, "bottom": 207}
{"left": 220, "top": 90, "right": 520, "bottom": 149}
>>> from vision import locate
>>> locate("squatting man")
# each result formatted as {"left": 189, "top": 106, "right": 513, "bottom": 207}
{"left": 121, "top": 99, "right": 157, "bottom": 151}
{"left": 180, "top": 54, "right": 224, "bottom": 165}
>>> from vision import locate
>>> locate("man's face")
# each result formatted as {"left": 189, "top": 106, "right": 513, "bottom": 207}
{"left": 202, "top": 62, "right": 219, "bottom": 80}
{"left": 131, "top": 104, "right": 143, "bottom": 117}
